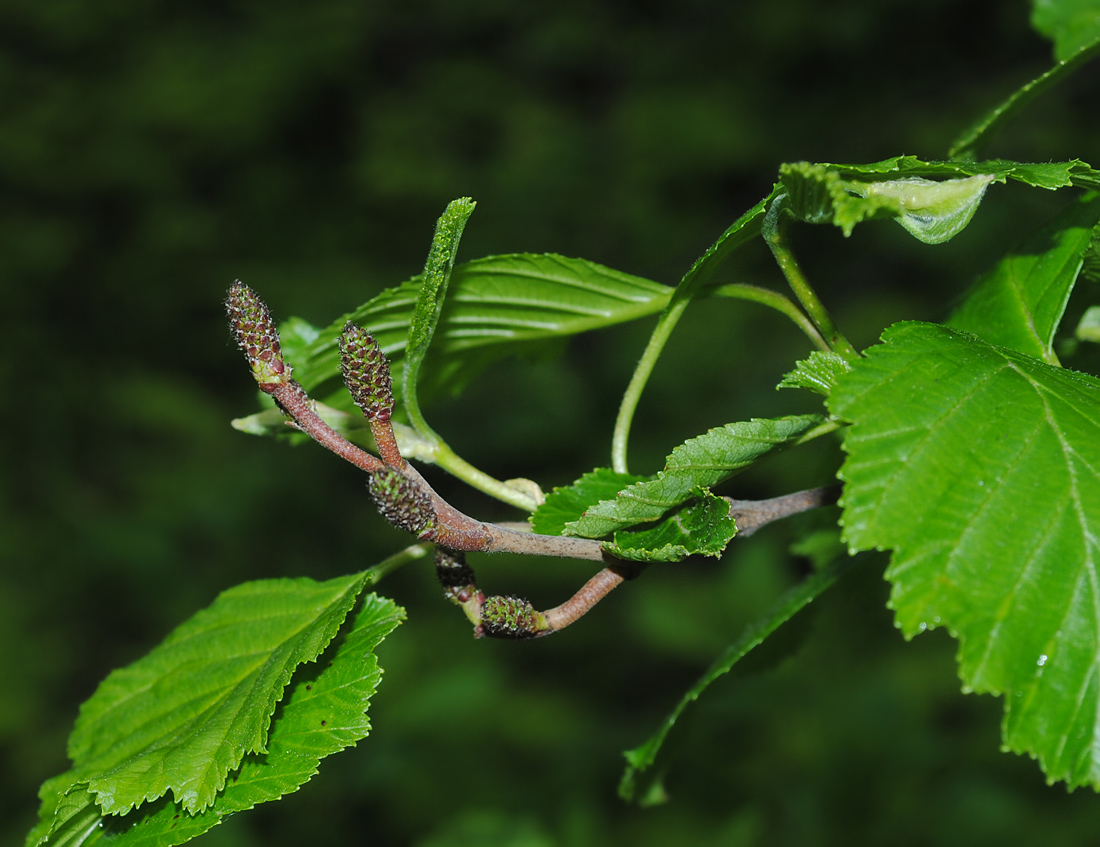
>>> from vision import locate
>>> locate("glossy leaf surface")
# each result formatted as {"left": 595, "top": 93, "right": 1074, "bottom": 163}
{"left": 830, "top": 321, "right": 1100, "bottom": 789}
{"left": 273, "top": 254, "right": 671, "bottom": 411}
{"left": 530, "top": 468, "right": 647, "bottom": 537}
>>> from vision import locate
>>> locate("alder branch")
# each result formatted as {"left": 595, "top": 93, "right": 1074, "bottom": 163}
{"left": 227, "top": 283, "right": 844, "bottom": 640}
{"left": 725, "top": 485, "right": 841, "bottom": 536}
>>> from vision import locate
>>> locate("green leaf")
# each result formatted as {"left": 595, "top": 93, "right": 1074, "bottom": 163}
{"left": 777, "top": 351, "right": 854, "bottom": 396}
{"left": 830, "top": 321, "right": 1100, "bottom": 789}
{"left": 1032, "top": 0, "right": 1100, "bottom": 61}
{"left": 30, "top": 592, "right": 403, "bottom": 847}
{"left": 949, "top": 42, "right": 1100, "bottom": 159}
{"left": 59, "top": 573, "right": 369, "bottom": 816}
{"left": 619, "top": 555, "right": 854, "bottom": 803}
{"left": 566, "top": 415, "right": 826, "bottom": 539}
{"left": 948, "top": 192, "right": 1100, "bottom": 364}
{"left": 266, "top": 254, "right": 671, "bottom": 415}
{"left": 605, "top": 490, "right": 737, "bottom": 562}
{"left": 530, "top": 468, "right": 647, "bottom": 537}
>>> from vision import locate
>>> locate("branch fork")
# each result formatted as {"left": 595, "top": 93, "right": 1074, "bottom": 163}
{"left": 227, "top": 281, "right": 837, "bottom": 638}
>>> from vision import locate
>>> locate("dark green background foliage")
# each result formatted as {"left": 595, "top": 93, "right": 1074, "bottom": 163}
{"left": 4, "top": 1, "right": 1100, "bottom": 844}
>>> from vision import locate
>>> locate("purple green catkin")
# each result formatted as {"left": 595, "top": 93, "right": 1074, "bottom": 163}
{"left": 339, "top": 322, "right": 394, "bottom": 421}
{"left": 478, "top": 595, "right": 549, "bottom": 639}
{"left": 368, "top": 468, "right": 436, "bottom": 536}
{"left": 225, "top": 281, "right": 288, "bottom": 391}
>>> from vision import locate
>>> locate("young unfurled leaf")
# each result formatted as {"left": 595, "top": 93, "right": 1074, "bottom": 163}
{"left": 604, "top": 490, "right": 736, "bottom": 562}
{"left": 948, "top": 192, "right": 1100, "bottom": 364}
{"left": 830, "top": 321, "right": 1100, "bottom": 789}
{"left": 777, "top": 351, "right": 853, "bottom": 396}
{"left": 29, "top": 593, "right": 403, "bottom": 847}
{"left": 566, "top": 415, "right": 825, "bottom": 539}
{"left": 781, "top": 159, "right": 1100, "bottom": 238}
{"left": 530, "top": 468, "right": 648, "bottom": 537}
{"left": 780, "top": 163, "right": 994, "bottom": 243}
{"left": 403, "top": 198, "right": 476, "bottom": 431}
{"left": 801, "top": 155, "right": 1100, "bottom": 191}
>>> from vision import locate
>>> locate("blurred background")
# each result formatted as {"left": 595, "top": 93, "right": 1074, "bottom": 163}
{"left": 3, "top": 0, "right": 1099, "bottom": 844}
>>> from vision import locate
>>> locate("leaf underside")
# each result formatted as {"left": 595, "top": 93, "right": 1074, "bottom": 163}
{"left": 830, "top": 322, "right": 1100, "bottom": 789}
{"left": 280, "top": 253, "right": 672, "bottom": 411}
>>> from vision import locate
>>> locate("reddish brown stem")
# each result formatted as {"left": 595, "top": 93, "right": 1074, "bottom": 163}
{"left": 274, "top": 381, "right": 385, "bottom": 474}
{"left": 370, "top": 418, "right": 408, "bottom": 471}
{"left": 542, "top": 565, "right": 633, "bottom": 632}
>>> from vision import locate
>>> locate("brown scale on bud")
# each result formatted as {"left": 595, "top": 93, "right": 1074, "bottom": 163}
{"left": 477, "top": 595, "right": 549, "bottom": 640}
{"left": 339, "top": 322, "right": 394, "bottom": 422}
{"left": 368, "top": 468, "right": 436, "bottom": 537}
{"left": 225, "top": 281, "right": 288, "bottom": 392}
{"left": 435, "top": 547, "right": 477, "bottom": 591}
{"left": 435, "top": 547, "right": 484, "bottom": 627}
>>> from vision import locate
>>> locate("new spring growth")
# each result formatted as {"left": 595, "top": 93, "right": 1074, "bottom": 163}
{"left": 339, "top": 322, "right": 394, "bottom": 421}
{"left": 478, "top": 595, "right": 550, "bottom": 639}
{"left": 369, "top": 467, "right": 437, "bottom": 537}
{"left": 225, "top": 281, "right": 288, "bottom": 392}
